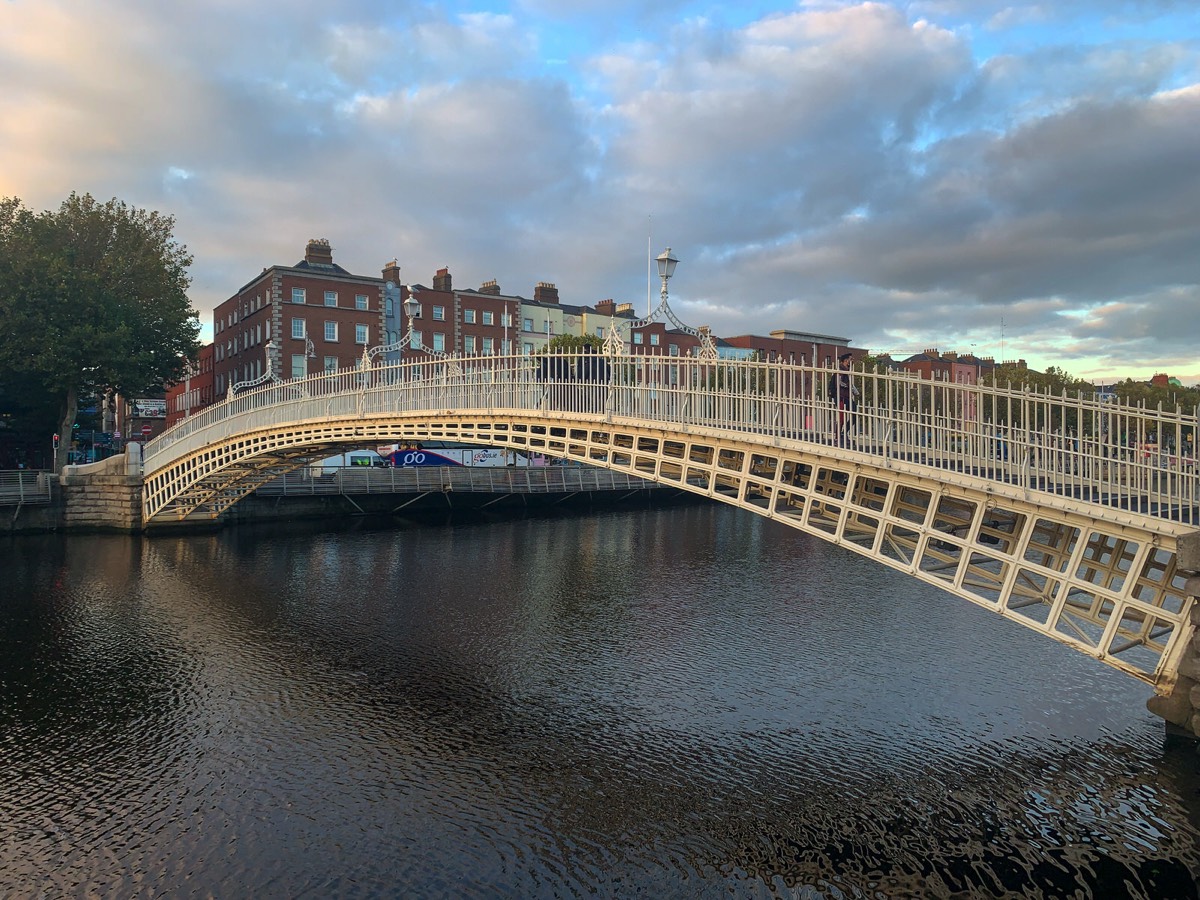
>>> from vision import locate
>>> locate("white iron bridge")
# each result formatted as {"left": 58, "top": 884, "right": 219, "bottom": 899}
{"left": 143, "top": 352, "right": 1199, "bottom": 692}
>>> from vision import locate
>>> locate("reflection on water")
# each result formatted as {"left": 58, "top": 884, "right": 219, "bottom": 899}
{"left": 2, "top": 506, "right": 1198, "bottom": 898}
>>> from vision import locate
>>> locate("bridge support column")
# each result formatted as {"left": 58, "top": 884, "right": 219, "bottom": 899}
{"left": 59, "top": 443, "right": 145, "bottom": 532}
{"left": 1146, "top": 533, "right": 1200, "bottom": 743}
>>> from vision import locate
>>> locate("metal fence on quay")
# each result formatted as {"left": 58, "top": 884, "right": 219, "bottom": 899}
{"left": 0, "top": 470, "right": 53, "bottom": 506}
{"left": 253, "top": 465, "right": 659, "bottom": 497}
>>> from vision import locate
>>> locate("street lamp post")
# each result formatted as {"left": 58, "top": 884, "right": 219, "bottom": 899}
{"left": 228, "top": 339, "right": 279, "bottom": 397}
{"left": 656, "top": 247, "right": 678, "bottom": 309}
{"left": 403, "top": 292, "right": 421, "bottom": 356}
{"left": 605, "top": 245, "right": 713, "bottom": 359}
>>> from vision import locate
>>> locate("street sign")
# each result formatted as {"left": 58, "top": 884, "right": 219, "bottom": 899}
{"left": 141, "top": 424, "right": 153, "bottom": 435}
{"left": 113, "top": 430, "right": 121, "bottom": 440}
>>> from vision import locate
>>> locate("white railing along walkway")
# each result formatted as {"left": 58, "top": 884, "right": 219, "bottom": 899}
{"left": 254, "top": 465, "right": 659, "bottom": 497}
{"left": 0, "top": 469, "right": 54, "bottom": 506}
{"left": 144, "top": 352, "right": 1200, "bottom": 526}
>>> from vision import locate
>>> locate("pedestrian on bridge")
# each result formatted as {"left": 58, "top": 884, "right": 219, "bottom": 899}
{"left": 829, "top": 353, "right": 859, "bottom": 446}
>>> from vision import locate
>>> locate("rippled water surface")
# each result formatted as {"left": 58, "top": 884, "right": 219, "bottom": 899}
{"left": 2, "top": 505, "right": 1198, "bottom": 898}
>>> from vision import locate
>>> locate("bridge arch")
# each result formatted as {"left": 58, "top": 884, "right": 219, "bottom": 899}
{"left": 142, "top": 353, "right": 1197, "bottom": 694}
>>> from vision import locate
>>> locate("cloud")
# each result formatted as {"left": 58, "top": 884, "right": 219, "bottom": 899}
{"left": 0, "top": 0, "right": 1197, "bottom": 381}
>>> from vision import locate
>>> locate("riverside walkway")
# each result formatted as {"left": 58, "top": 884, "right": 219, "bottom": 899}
{"left": 137, "top": 351, "right": 1199, "bottom": 731}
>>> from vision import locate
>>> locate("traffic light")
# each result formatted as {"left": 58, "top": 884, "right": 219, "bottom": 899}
{"left": 52, "top": 434, "right": 60, "bottom": 449}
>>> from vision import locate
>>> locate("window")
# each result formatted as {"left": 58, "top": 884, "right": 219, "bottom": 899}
{"left": 650, "top": 333, "right": 660, "bottom": 346}
{"left": 324, "top": 321, "right": 338, "bottom": 341}
{"left": 291, "top": 288, "right": 306, "bottom": 304}
{"left": 501, "top": 339, "right": 512, "bottom": 355}
{"left": 355, "top": 294, "right": 368, "bottom": 310}
{"left": 482, "top": 311, "right": 494, "bottom": 326}
{"left": 464, "top": 335, "right": 476, "bottom": 353}
{"left": 432, "top": 332, "right": 445, "bottom": 352}
{"left": 523, "top": 317, "right": 533, "bottom": 332}
{"left": 291, "top": 318, "right": 305, "bottom": 339}
{"left": 324, "top": 291, "right": 337, "bottom": 307}
{"left": 669, "top": 344, "right": 679, "bottom": 356}
{"left": 291, "top": 354, "right": 307, "bottom": 379}
{"left": 324, "top": 356, "right": 338, "bottom": 373}
{"left": 410, "top": 330, "right": 422, "bottom": 349}
{"left": 433, "top": 305, "right": 445, "bottom": 321}
{"left": 464, "top": 309, "right": 476, "bottom": 324}
{"left": 501, "top": 313, "right": 513, "bottom": 328}
{"left": 355, "top": 324, "right": 368, "bottom": 345}
{"left": 523, "top": 342, "right": 534, "bottom": 355}
{"left": 543, "top": 319, "right": 553, "bottom": 335}
{"left": 482, "top": 337, "right": 494, "bottom": 354}
{"left": 633, "top": 333, "right": 644, "bottom": 345}
{"left": 385, "top": 297, "right": 393, "bottom": 316}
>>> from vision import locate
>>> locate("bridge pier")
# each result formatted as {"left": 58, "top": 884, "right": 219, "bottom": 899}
{"left": 1146, "top": 532, "right": 1200, "bottom": 743}
{"left": 59, "top": 443, "right": 145, "bottom": 532}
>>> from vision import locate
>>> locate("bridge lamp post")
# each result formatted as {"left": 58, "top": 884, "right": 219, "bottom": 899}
{"left": 403, "top": 291, "right": 420, "bottom": 356}
{"left": 656, "top": 247, "right": 678, "bottom": 311}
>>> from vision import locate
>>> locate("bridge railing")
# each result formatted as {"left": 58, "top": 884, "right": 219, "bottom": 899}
{"left": 144, "top": 352, "right": 1200, "bottom": 523}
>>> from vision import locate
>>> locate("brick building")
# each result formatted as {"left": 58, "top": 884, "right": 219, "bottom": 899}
{"left": 165, "top": 343, "right": 214, "bottom": 427}
{"left": 211, "top": 239, "right": 385, "bottom": 397}
{"left": 900, "top": 349, "right": 1002, "bottom": 385}
{"left": 722, "top": 330, "right": 857, "bottom": 366}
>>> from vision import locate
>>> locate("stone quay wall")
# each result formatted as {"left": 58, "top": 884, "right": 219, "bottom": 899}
{"left": 57, "top": 444, "right": 145, "bottom": 532}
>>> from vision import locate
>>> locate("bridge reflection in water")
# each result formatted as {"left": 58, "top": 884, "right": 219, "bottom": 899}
{"left": 4, "top": 509, "right": 1197, "bottom": 897}
{"left": 142, "top": 352, "right": 1199, "bottom": 706}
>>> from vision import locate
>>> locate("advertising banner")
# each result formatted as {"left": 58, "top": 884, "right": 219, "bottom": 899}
{"left": 133, "top": 398, "right": 167, "bottom": 418}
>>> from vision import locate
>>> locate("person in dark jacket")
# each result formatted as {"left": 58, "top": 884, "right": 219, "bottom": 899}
{"left": 828, "top": 353, "right": 859, "bottom": 445}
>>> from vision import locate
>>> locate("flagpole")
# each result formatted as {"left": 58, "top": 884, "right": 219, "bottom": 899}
{"left": 647, "top": 216, "right": 652, "bottom": 316}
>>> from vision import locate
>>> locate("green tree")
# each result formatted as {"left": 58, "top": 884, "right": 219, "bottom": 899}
{"left": 0, "top": 193, "right": 200, "bottom": 471}
{"left": 1111, "top": 377, "right": 1199, "bottom": 412}
{"left": 542, "top": 333, "right": 600, "bottom": 353}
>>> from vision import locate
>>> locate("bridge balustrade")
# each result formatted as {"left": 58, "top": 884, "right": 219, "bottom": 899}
{"left": 145, "top": 352, "right": 1200, "bottom": 525}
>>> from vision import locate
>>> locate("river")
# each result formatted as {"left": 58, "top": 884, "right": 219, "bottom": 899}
{"left": 1, "top": 504, "right": 1197, "bottom": 898}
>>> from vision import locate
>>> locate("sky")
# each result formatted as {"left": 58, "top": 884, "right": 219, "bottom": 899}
{"left": 1, "top": 1, "right": 1198, "bottom": 383}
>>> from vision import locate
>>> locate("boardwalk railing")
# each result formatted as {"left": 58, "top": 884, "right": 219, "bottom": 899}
{"left": 144, "top": 352, "right": 1200, "bottom": 525}
{"left": 0, "top": 470, "right": 53, "bottom": 506}
{"left": 255, "top": 465, "right": 658, "bottom": 497}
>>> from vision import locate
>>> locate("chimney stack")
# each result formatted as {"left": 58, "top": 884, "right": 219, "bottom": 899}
{"left": 595, "top": 299, "right": 616, "bottom": 316}
{"left": 478, "top": 279, "right": 500, "bottom": 295}
{"left": 433, "top": 267, "right": 452, "bottom": 291}
{"left": 305, "top": 238, "right": 334, "bottom": 267}
{"left": 534, "top": 281, "right": 559, "bottom": 304}
{"left": 382, "top": 259, "right": 401, "bottom": 284}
